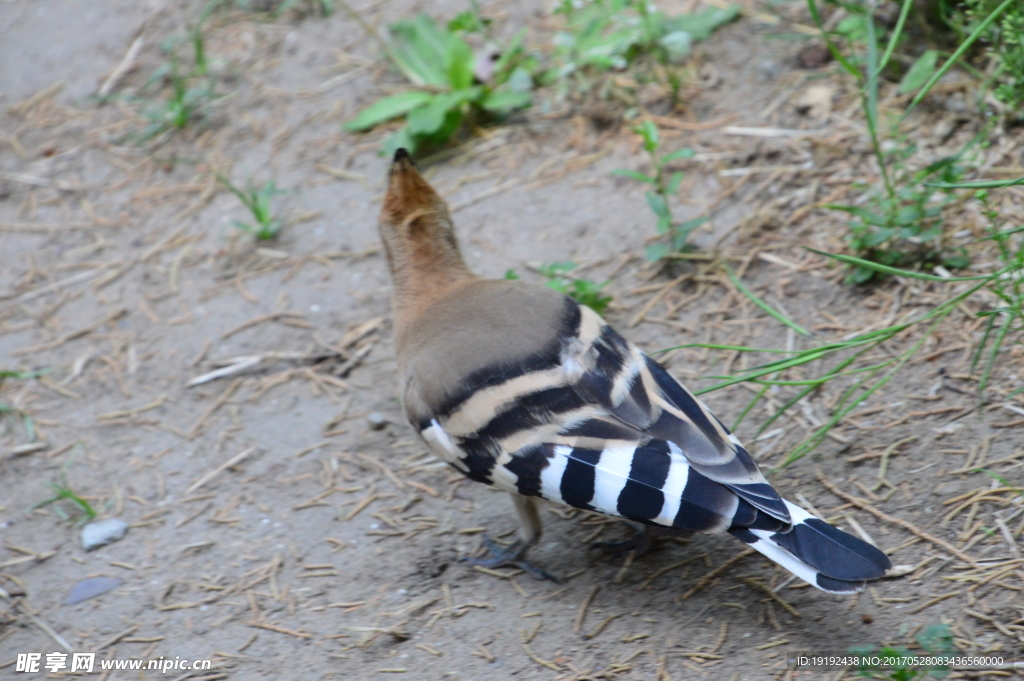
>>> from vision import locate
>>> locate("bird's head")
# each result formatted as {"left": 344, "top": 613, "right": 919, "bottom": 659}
{"left": 379, "top": 148, "right": 460, "bottom": 257}
{"left": 378, "top": 149, "right": 474, "bottom": 317}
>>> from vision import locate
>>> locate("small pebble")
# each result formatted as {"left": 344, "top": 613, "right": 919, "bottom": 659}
{"left": 796, "top": 42, "right": 832, "bottom": 70}
{"left": 366, "top": 412, "right": 389, "bottom": 430}
{"left": 66, "top": 576, "right": 122, "bottom": 605}
{"left": 758, "top": 59, "right": 780, "bottom": 79}
{"left": 81, "top": 518, "right": 129, "bottom": 551}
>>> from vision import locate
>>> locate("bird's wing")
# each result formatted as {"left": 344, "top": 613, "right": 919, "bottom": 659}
{"left": 402, "top": 280, "right": 789, "bottom": 531}
{"left": 572, "top": 313, "right": 791, "bottom": 523}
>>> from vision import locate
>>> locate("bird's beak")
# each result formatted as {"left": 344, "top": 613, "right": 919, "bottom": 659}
{"left": 382, "top": 148, "right": 442, "bottom": 223}
{"left": 389, "top": 147, "right": 417, "bottom": 177}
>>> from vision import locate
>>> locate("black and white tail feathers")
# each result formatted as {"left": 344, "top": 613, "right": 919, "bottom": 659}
{"left": 730, "top": 500, "right": 891, "bottom": 594}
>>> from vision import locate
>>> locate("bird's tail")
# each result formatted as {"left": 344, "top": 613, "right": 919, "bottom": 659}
{"left": 729, "top": 499, "right": 891, "bottom": 594}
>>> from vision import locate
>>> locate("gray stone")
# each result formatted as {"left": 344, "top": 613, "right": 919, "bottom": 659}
{"left": 366, "top": 412, "right": 389, "bottom": 430}
{"left": 66, "top": 576, "right": 122, "bottom": 605}
{"left": 81, "top": 518, "right": 129, "bottom": 551}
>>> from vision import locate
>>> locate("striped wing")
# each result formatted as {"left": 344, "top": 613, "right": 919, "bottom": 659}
{"left": 414, "top": 299, "right": 790, "bottom": 534}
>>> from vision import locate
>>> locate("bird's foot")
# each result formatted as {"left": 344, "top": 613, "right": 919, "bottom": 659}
{"left": 592, "top": 524, "right": 656, "bottom": 557}
{"left": 461, "top": 536, "right": 560, "bottom": 582}
{"left": 591, "top": 524, "right": 689, "bottom": 558}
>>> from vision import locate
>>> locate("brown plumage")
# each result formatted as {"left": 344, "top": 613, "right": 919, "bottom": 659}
{"left": 379, "top": 149, "right": 478, "bottom": 344}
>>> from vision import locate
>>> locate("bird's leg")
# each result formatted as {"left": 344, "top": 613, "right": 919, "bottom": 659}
{"left": 592, "top": 523, "right": 692, "bottom": 558}
{"left": 461, "top": 494, "right": 559, "bottom": 582}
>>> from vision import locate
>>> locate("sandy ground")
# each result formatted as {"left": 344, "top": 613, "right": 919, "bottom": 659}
{"left": 1, "top": 1, "right": 1023, "bottom": 679}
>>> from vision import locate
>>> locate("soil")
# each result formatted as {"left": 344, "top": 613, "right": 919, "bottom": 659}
{"left": 1, "top": 1, "right": 1022, "bottom": 680}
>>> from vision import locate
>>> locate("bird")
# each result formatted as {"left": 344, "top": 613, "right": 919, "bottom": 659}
{"left": 378, "top": 148, "right": 891, "bottom": 594}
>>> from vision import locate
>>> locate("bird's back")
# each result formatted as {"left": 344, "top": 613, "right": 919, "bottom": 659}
{"left": 398, "top": 278, "right": 585, "bottom": 430}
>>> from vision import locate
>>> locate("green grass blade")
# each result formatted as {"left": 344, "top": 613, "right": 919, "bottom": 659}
{"left": 978, "top": 313, "right": 1012, "bottom": 397}
{"left": 732, "top": 383, "right": 769, "bottom": 431}
{"left": 970, "top": 312, "right": 997, "bottom": 373}
{"left": 0, "top": 369, "right": 44, "bottom": 381}
{"left": 216, "top": 175, "right": 253, "bottom": 210}
{"left": 751, "top": 343, "right": 883, "bottom": 437}
{"left": 694, "top": 351, "right": 833, "bottom": 394}
{"left": 757, "top": 386, "right": 816, "bottom": 438}
{"left": 900, "top": 0, "right": 1017, "bottom": 124}
{"left": 875, "top": 0, "right": 913, "bottom": 77}
{"left": 740, "top": 355, "right": 904, "bottom": 387}
{"left": 805, "top": 0, "right": 860, "bottom": 78}
{"left": 662, "top": 148, "right": 695, "bottom": 162}
{"left": 748, "top": 377, "right": 841, "bottom": 386}
{"left": 727, "top": 268, "right": 811, "bottom": 336}
{"left": 611, "top": 168, "right": 657, "bottom": 183}
{"left": 975, "top": 469, "right": 1024, "bottom": 495}
{"left": 860, "top": 5, "right": 897, "bottom": 201}
{"left": 656, "top": 343, "right": 797, "bottom": 354}
{"left": 864, "top": 0, "right": 880, "bottom": 135}
{"left": 806, "top": 248, "right": 993, "bottom": 281}
{"left": 926, "top": 175, "right": 1024, "bottom": 190}
{"left": 702, "top": 355, "right": 900, "bottom": 386}
{"left": 695, "top": 271, "right": 989, "bottom": 460}
{"left": 778, "top": 307, "right": 953, "bottom": 468}
{"left": 777, "top": 370, "right": 881, "bottom": 469}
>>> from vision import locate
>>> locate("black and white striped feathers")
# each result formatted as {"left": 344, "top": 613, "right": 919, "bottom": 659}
{"left": 381, "top": 150, "right": 891, "bottom": 595}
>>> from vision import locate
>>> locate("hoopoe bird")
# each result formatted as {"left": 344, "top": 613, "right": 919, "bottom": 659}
{"left": 379, "top": 149, "right": 891, "bottom": 593}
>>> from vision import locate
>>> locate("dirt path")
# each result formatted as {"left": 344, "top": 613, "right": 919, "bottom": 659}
{"left": 1, "top": 1, "right": 1022, "bottom": 679}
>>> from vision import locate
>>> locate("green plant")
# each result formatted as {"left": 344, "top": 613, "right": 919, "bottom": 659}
{"left": 140, "top": 60, "right": 215, "bottom": 139}
{"left": 549, "top": 0, "right": 739, "bottom": 96}
{"left": 538, "top": 262, "right": 613, "bottom": 315}
{"left": 976, "top": 468, "right": 1024, "bottom": 495}
{"left": 232, "top": 0, "right": 334, "bottom": 18}
{"left": 219, "top": 176, "right": 286, "bottom": 240}
{"left": 613, "top": 120, "right": 704, "bottom": 261}
{"left": 662, "top": 252, "right": 1013, "bottom": 467}
{"left": 853, "top": 623, "right": 955, "bottom": 679}
{"left": 654, "top": 0, "right": 1024, "bottom": 465}
{"left": 726, "top": 267, "right": 811, "bottom": 337}
{"left": 137, "top": 5, "right": 221, "bottom": 140}
{"left": 34, "top": 479, "right": 97, "bottom": 524}
{"left": 632, "top": 0, "right": 1024, "bottom": 464}
{"left": 965, "top": 188, "right": 1024, "bottom": 397}
{"left": 830, "top": 147, "right": 971, "bottom": 284}
{"left": 447, "top": 1, "right": 491, "bottom": 34}
{"left": 505, "top": 263, "right": 613, "bottom": 315}
{"left": 188, "top": 6, "right": 211, "bottom": 76}
{"left": 344, "top": 10, "right": 534, "bottom": 155}
{"left": 949, "top": 0, "right": 1024, "bottom": 114}
{"left": 0, "top": 369, "right": 43, "bottom": 385}
{"left": 807, "top": 0, "right": 1019, "bottom": 281}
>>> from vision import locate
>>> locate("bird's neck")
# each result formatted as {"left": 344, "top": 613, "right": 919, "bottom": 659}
{"left": 382, "top": 230, "right": 478, "bottom": 339}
